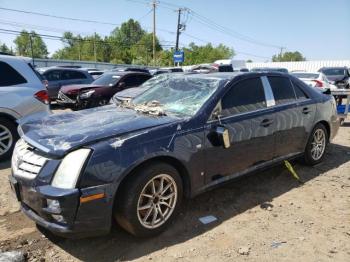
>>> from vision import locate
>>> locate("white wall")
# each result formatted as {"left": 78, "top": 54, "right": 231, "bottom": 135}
{"left": 246, "top": 60, "right": 350, "bottom": 72}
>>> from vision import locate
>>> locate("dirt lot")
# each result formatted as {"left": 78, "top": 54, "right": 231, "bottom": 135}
{"left": 0, "top": 119, "right": 349, "bottom": 261}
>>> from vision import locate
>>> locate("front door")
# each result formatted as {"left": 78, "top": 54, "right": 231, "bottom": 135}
{"left": 204, "top": 77, "right": 277, "bottom": 183}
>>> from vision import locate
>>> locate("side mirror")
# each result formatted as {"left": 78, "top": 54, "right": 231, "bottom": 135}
{"left": 323, "top": 88, "right": 331, "bottom": 95}
{"left": 215, "top": 126, "right": 230, "bottom": 149}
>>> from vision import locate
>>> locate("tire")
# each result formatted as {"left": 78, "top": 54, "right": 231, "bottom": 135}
{"left": 0, "top": 117, "right": 19, "bottom": 161}
{"left": 304, "top": 123, "right": 328, "bottom": 166}
{"left": 115, "top": 162, "right": 183, "bottom": 237}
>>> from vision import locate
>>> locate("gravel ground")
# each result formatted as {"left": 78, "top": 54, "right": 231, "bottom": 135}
{"left": 0, "top": 117, "right": 349, "bottom": 262}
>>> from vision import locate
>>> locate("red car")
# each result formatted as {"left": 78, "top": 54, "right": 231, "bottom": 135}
{"left": 57, "top": 71, "right": 152, "bottom": 110}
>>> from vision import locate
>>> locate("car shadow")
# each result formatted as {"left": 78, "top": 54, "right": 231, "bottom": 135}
{"left": 0, "top": 160, "right": 10, "bottom": 170}
{"left": 39, "top": 143, "right": 350, "bottom": 261}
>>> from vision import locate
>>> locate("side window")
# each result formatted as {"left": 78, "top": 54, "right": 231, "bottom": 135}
{"left": 123, "top": 75, "right": 144, "bottom": 87}
{"left": 44, "top": 70, "right": 61, "bottom": 81}
{"left": 61, "top": 70, "right": 87, "bottom": 80}
{"left": 268, "top": 76, "right": 296, "bottom": 105}
{"left": 0, "top": 61, "right": 27, "bottom": 86}
{"left": 138, "top": 75, "right": 152, "bottom": 84}
{"left": 292, "top": 79, "right": 309, "bottom": 100}
{"left": 221, "top": 77, "right": 266, "bottom": 116}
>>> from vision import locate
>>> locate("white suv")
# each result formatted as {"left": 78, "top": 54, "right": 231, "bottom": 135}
{"left": 0, "top": 55, "right": 50, "bottom": 160}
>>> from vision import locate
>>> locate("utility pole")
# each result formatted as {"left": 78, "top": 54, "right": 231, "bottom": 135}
{"left": 175, "top": 8, "right": 182, "bottom": 51}
{"left": 29, "top": 33, "right": 34, "bottom": 66}
{"left": 152, "top": 0, "right": 157, "bottom": 65}
{"left": 78, "top": 37, "right": 81, "bottom": 61}
{"left": 93, "top": 32, "right": 97, "bottom": 63}
{"left": 279, "top": 47, "right": 285, "bottom": 60}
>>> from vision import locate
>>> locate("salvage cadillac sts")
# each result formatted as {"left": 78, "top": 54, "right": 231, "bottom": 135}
{"left": 10, "top": 72, "right": 339, "bottom": 238}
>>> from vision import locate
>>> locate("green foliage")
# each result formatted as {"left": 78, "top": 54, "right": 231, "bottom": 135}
{"left": 14, "top": 30, "right": 48, "bottom": 58}
{"left": 0, "top": 42, "right": 14, "bottom": 54}
{"left": 16, "top": 19, "right": 234, "bottom": 66}
{"left": 272, "top": 51, "right": 306, "bottom": 62}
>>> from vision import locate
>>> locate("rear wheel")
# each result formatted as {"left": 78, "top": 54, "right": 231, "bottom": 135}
{"left": 304, "top": 123, "right": 328, "bottom": 166}
{"left": 0, "top": 118, "right": 18, "bottom": 161}
{"left": 115, "top": 163, "right": 183, "bottom": 237}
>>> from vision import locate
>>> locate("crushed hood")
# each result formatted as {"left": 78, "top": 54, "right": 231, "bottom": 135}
{"left": 19, "top": 105, "right": 179, "bottom": 157}
{"left": 60, "top": 84, "right": 105, "bottom": 93}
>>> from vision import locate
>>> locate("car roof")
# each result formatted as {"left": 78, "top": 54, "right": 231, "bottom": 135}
{"left": 0, "top": 54, "right": 32, "bottom": 63}
{"left": 38, "top": 67, "right": 89, "bottom": 73}
{"left": 319, "top": 66, "right": 348, "bottom": 70}
{"left": 104, "top": 71, "right": 150, "bottom": 76}
{"left": 291, "top": 71, "right": 320, "bottom": 74}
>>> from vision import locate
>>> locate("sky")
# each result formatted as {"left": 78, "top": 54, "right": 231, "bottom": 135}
{"left": 0, "top": 0, "right": 349, "bottom": 62}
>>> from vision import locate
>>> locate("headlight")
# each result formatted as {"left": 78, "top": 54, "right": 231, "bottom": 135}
{"left": 79, "top": 90, "right": 95, "bottom": 99}
{"left": 51, "top": 149, "right": 91, "bottom": 189}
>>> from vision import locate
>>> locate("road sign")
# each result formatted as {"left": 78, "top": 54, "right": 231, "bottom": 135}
{"left": 173, "top": 50, "right": 184, "bottom": 63}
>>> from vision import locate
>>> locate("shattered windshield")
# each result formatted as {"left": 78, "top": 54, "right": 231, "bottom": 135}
{"left": 130, "top": 74, "right": 222, "bottom": 117}
{"left": 92, "top": 73, "right": 121, "bottom": 86}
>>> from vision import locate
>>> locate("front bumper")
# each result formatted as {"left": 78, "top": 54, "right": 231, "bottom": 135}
{"left": 9, "top": 175, "right": 113, "bottom": 238}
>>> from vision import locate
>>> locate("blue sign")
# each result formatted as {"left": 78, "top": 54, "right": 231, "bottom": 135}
{"left": 173, "top": 50, "right": 184, "bottom": 63}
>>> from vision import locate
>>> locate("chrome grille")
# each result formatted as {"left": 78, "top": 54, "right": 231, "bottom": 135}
{"left": 11, "top": 139, "right": 50, "bottom": 179}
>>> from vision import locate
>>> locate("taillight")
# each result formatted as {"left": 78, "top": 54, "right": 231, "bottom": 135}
{"left": 34, "top": 90, "right": 50, "bottom": 105}
{"left": 312, "top": 80, "right": 323, "bottom": 88}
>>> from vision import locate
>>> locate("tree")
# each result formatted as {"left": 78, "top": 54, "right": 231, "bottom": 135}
{"left": 14, "top": 30, "right": 48, "bottom": 58}
{"left": 131, "top": 33, "right": 162, "bottom": 65}
{"left": 0, "top": 42, "right": 14, "bottom": 54}
{"left": 178, "top": 42, "right": 234, "bottom": 65}
{"left": 246, "top": 59, "right": 253, "bottom": 63}
{"left": 272, "top": 51, "right": 305, "bottom": 62}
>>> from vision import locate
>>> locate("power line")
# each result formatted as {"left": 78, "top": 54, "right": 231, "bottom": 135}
{"left": 0, "top": 28, "right": 176, "bottom": 48}
{"left": 182, "top": 32, "right": 271, "bottom": 59}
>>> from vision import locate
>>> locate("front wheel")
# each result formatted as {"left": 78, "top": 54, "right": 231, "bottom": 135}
{"left": 0, "top": 118, "right": 18, "bottom": 161}
{"left": 115, "top": 163, "right": 183, "bottom": 237}
{"left": 304, "top": 123, "right": 328, "bottom": 166}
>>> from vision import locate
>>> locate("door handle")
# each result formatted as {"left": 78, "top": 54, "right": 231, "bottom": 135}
{"left": 260, "top": 118, "right": 274, "bottom": 127}
{"left": 302, "top": 107, "right": 311, "bottom": 114}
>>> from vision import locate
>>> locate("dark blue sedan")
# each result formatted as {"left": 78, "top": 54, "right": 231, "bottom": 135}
{"left": 10, "top": 72, "right": 339, "bottom": 238}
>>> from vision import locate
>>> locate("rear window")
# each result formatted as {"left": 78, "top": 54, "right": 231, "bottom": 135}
{"left": 61, "top": 70, "right": 87, "bottom": 80}
{"left": 0, "top": 61, "right": 27, "bottom": 86}
{"left": 321, "top": 68, "right": 346, "bottom": 76}
{"left": 268, "top": 76, "right": 296, "bottom": 105}
{"left": 292, "top": 73, "right": 319, "bottom": 79}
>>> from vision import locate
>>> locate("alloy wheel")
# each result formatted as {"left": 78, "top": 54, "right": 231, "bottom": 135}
{"left": 137, "top": 174, "right": 178, "bottom": 229}
{"left": 0, "top": 124, "right": 13, "bottom": 156}
{"left": 310, "top": 128, "right": 326, "bottom": 161}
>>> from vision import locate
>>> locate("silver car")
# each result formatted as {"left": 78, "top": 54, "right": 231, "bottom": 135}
{"left": 37, "top": 67, "right": 94, "bottom": 100}
{"left": 0, "top": 55, "right": 50, "bottom": 160}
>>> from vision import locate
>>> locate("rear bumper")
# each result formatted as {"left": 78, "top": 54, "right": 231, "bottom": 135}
{"left": 9, "top": 175, "right": 113, "bottom": 238}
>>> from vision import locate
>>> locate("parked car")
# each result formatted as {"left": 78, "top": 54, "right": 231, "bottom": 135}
{"left": 37, "top": 67, "right": 94, "bottom": 100}
{"left": 10, "top": 72, "right": 339, "bottom": 238}
{"left": 88, "top": 70, "right": 104, "bottom": 79}
{"left": 319, "top": 67, "right": 350, "bottom": 105}
{"left": 318, "top": 67, "right": 350, "bottom": 89}
{"left": 291, "top": 72, "right": 337, "bottom": 92}
{"left": 113, "top": 67, "right": 151, "bottom": 74}
{"left": 251, "top": 67, "right": 289, "bottom": 73}
{"left": 57, "top": 71, "right": 152, "bottom": 110}
{"left": 0, "top": 55, "right": 50, "bottom": 160}
{"left": 191, "top": 64, "right": 218, "bottom": 73}
{"left": 152, "top": 67, "right": 184, "bottom": 75}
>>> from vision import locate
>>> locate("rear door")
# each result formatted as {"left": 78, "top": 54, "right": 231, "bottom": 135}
{"left": 204, "top": 77, "right": 277, "bottom": 182}
{"left": 267, "top": 75, "right": 313, "bottom": 157}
